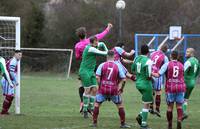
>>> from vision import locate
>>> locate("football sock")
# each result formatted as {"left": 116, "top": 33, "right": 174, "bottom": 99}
{"left": 1, "top": 95, "right": 13, "bottom": 114}
{"left": 177, "top": 108, "right": 183, "bottom": 122}
{"left": 182, "top": 101, "right": 187, "bottom": 115}
{"left": 89, "top": 95, "right": 95, "bottom": 110}
{"left": 118, "top": 107, "right": 125, "bottom": 125}
{"left": 6, "top": 95, "right": 14, "bottom": 112}
{"left": 83, "top": 93, "right": 89, "bottom": 112}
{"left": 167, "top": 111, "right": 173, "bottom": 128}
{"left": 150, "top": 103, "right": 154, "bottom": 111}
{"left": 79, "top": 86, "right": 84, "bottom": 102}
{"left": 141, "top": 108, "right": 148, "bottom": 126}
{"left": 93, "top": 106, "right": 99, "bottom": 124}
{"left": 155, "top": 95, "right": 161, "bottom": 112}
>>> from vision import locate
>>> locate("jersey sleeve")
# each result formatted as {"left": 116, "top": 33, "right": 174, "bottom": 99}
{"left": 9, "top": 59, "right": 18, "bottom": 85}
{"left": 95, "top": 27, "right": 110, "bottom": 40}
{"left": 184, "top": 60, "right": 191, "bottom": 72}
{"left": 0, "top": 58, "right": 13, "bottom": 86}
{"left": 96, "top": 63, "right": 104, "bottom": 76}
{"left": 116, "top": 63, "right": 126, "bottom": 79}
{"left": 88, "top": 47, "right": 108, "bottom": 55}
{"left": 115, "top": 47, "right": 125, "bottom": 56}
{"left": 98, "top": 42, "right": 108, "bottom": 52}
{"left": 159, "top": 62, "right": 169, "bottom": 75}
{"left": 195, "top": 63, "right": 200, "bottom": 77}
{"left": 164, "top": 56, "right": 169, "bottom": 63}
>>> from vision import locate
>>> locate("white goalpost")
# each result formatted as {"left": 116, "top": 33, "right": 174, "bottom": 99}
{"left": 0, "top": 16, "right": 21, "bottom": 114}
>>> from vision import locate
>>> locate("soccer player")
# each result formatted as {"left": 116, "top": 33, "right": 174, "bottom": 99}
{"left": 92, "top": 50, "right": 130, "bottom": 128}
{"left": 150, "top": 45, "right": 169, "bottom": 116}
{"left": 75, "top": 23, "right": 113, "bottom": 112}
{"left": 113, "top": 43, "right": 135, "bottom": 80}
{"left": 79, "top": 36, "right": 108, "bottom": 118}
{"left": 152, "top": 51, "right": 185, "bottom": 129}
{"left": 131, "top": 45, "right": 153, "bottom": 129}
{"left": 1, "top": 50, "right": 21, "bottom": 115}
{"left": 182, "top": 48, "right": 200, "bottom": 120}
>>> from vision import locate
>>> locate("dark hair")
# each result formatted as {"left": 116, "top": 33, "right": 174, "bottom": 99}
{"left": 171, "top": 51, "right": 178, "bottom": 60}
{"left": 116, "top": 42, "right": 125, "bottom": 47}
{"left": 107, "top": 50, "right": 114, "bottom": 57}
{"left": 15, "top": 50, "right": 22, "bottom": 53}
{"left": 161, "top": 44, "right": 168, "bottom": 53}
{"left": 76, "top": 27, "right": 86, "bottom": 39}
{"left": 89, "top": 36, "right": 97, "bottom": 43}
{"left": 141, "top": 44, "right": 149, "bottom": 55}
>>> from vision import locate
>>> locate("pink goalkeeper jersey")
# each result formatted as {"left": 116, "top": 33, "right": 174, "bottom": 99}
{"left": 97, "top": 61, "right": 125, "bottom": 95}
{"left": 151, "top": 50, "right": 165, "bottom": 73}
{"left": 75, "top": 27, "right": 110, "bottom": 60}
{"left": 166, "top": 61, "right": 186, "bottom": 93}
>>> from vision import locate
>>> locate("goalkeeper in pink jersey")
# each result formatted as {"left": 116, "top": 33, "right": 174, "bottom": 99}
{"left": 152, "top": 51, "right": 185, "bottom": 129}
{"left": 75, "top": 23, "right": 113, "bottom": 113}
{"left": 91, "top": 51, "right": 130, "bottom": 128}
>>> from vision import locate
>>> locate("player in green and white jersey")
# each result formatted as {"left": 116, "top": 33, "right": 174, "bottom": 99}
{"left": 79, "top": 36, "right": 108, "bottom": 118}
{"left": 132, "top": 45, "right": 153, "bottom": 129}
{"left": 182, "top": 48, "right": 200, "bottom": 120}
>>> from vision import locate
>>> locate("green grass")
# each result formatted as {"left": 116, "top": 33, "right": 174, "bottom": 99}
{"left": 0, "top": 73, "right": 200, "bottom": 129}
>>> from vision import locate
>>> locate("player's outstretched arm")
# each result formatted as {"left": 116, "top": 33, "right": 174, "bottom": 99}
{"left": 95, "top": 23, "right": 113, "bottom": 40}
{"left": 98, "top": 42, "right": 108, "bottom": 52}
{"left": 123, "top": 50, "right": 135, "bottom": 58}
{"left": 121, "top": 58, "right": 133, "bottom": 64}
{"left": 88, "top": 46, "right": 108, "bottom": 56}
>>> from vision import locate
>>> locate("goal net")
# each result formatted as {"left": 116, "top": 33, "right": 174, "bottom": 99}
{"left": 0, "top": 16, "right": 21, "bottom": 114}
{"left": 21, "top": 47, "right": 73, "bottom": 79}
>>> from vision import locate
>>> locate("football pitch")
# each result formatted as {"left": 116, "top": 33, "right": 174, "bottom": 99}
{"left": 0, "top": 73, "right": 200, "bottom": 129}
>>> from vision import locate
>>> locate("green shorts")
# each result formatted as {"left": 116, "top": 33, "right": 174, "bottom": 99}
{"left": 79, "top": 70, "right": 97, "bottom": 88}
{"left": 136, "top": 85, "right": 153, "bottom": 103}
{"left": 184, "top": 81, "right": 195, "bottom": 99}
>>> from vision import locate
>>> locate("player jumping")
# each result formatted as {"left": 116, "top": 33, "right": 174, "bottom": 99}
{"left": 132, "top": 45, "right": 153, "bottom": 129}
{"left": 1, "top": 50, "right": 21, "bottom": 115}
{"left": 91, "top": 50, "right": 130, "bottom": 128}
{"left": 113, "top": 42, "right": 135, "bottom": 81}
{"left": 149, "top": 45, "right": 169, "bottom": 117}
{"left": 182, "top": 48, "right": 200, "bottom": 120}
{"left": 152, "top": 51, "right": 185, "bottom": 129}
{"left": 79, "top": 36, "right": 108, "bottom": 118}
{"left": 75, "top": 23, "right": 112, "bottom": 112}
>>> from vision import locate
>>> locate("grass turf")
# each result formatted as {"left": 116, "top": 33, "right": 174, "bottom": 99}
{"left": 0, "top": 73, "right": 200, "bottom": 129}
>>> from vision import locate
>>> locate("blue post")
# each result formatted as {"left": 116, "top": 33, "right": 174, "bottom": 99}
{"left": 155, "top": 34, "right": 158, "bottom": 50}
{"left": 135, "top": 34, "right": 138, "bottom": 57}
{"left": 183, "top": 36, "right": 187, "bottom": 63}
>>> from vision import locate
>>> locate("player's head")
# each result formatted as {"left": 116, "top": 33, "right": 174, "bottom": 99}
{"left": 160, "top": 44, "right": 168, "bottom": 53}
{"left": 89, "top": 36, "right": 98, "bottom": 47}
{"left": 170, "top": 51, "right": 178, "bottom": 60}
{"left": 107, "top": 50, "right": 114, "bottom": 61}
{"left": 141, "top": 44, "right": 149, "bottom": 55}
{"left": 14, "top": 50, "right": 22, "bottom": 60}
{"left": 76, "top": 27, "right": 86, "bottom": 40}
{"left": 116, "top": 42, "right": 125, "bottom": 49}
{"left": 186, "top": 48, "right": 195, "bottom": 58}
